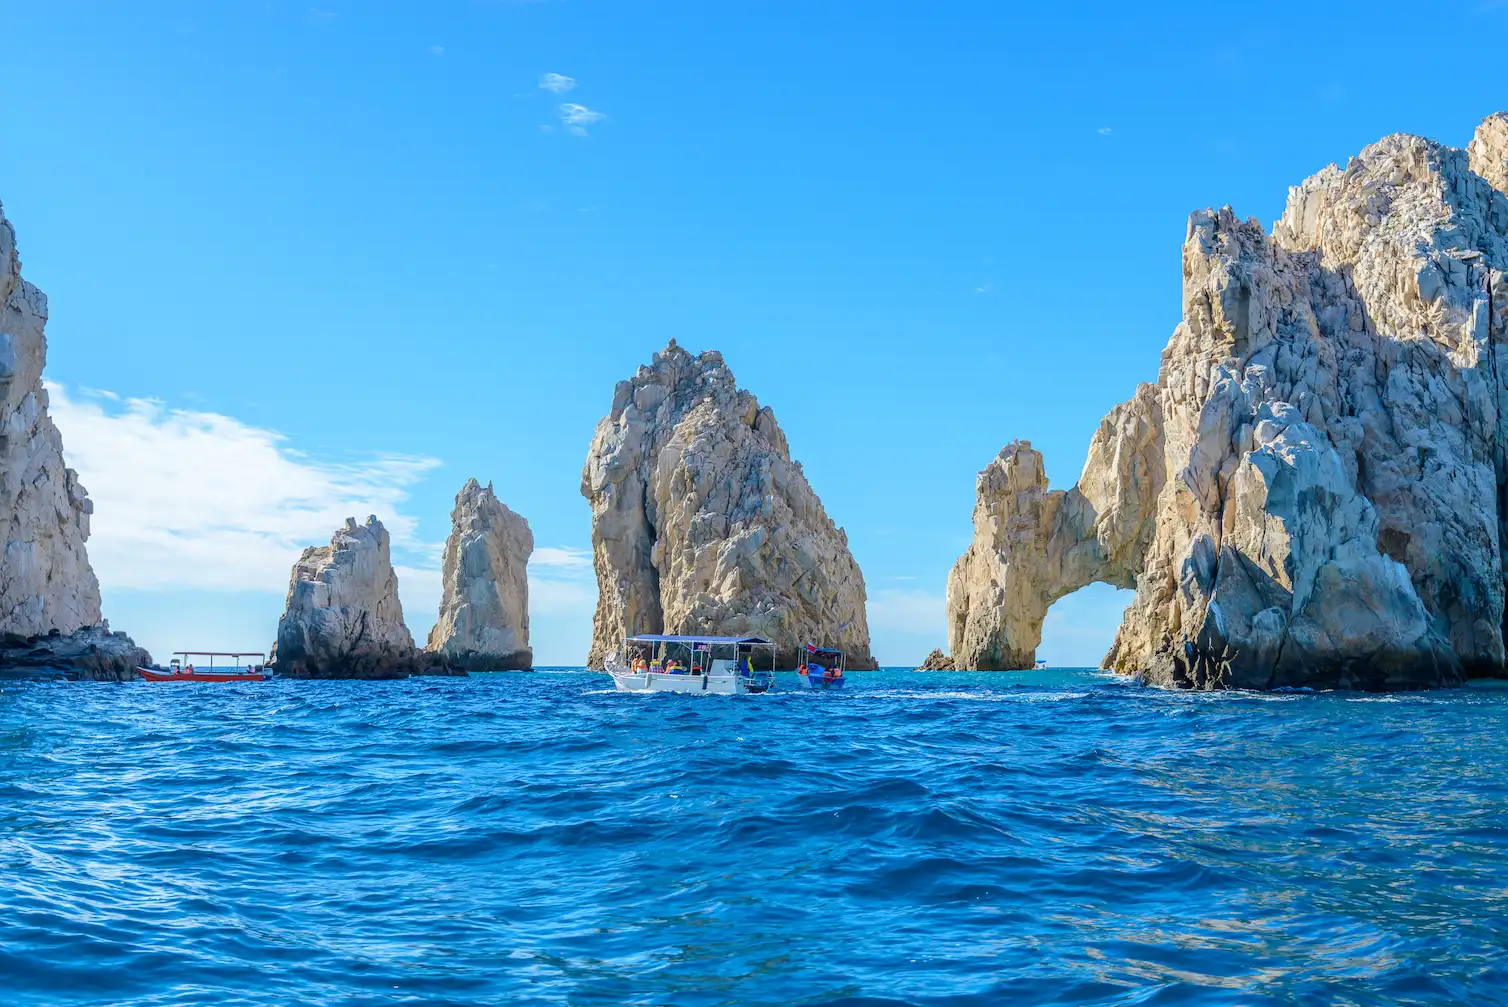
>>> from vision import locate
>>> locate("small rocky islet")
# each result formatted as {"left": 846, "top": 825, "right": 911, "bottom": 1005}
{"left": 6, "top": 114, "right": 1508, "bottom": 690}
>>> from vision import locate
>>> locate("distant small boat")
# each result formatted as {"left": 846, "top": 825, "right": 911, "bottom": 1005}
{"left": 797, "top": 644, "right": 847, "bottom": 690}
{"left": 1034, "top": 659, "right": 1049, "bottom": 670}
{"left": 139, "top": 651, "right": 268, "bottom": 683}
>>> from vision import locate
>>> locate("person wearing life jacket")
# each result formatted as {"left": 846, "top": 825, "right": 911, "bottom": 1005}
{"left": 665, "top": 658, "right": 685, "bottom": 674}
{"left": 632, "top": 656, "right": 648, "bottom": 673}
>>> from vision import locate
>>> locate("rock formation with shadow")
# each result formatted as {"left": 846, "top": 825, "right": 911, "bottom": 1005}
{"left": 272, "top": 516, "right": 452, "bottom": 679}
{"left": 0, "top": 200, "right": 150, "bottom": 677}
{"left": 582, "top": 341, "right": 874, "bottom": 669}
{"left": 949, "top": 115, "right": 1508, "bottom": 690}
{"left": 426, "top": 478, "right": 533, "bottom": 671}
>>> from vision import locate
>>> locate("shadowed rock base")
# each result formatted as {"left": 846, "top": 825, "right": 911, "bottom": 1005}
{"left": 0, "top": 626, "right": 152, "bottom": 681}
{"left": 434, "top": 649, "right": 533, "bottom": 672}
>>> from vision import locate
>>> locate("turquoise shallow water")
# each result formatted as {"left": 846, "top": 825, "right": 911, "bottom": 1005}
{"left": 2, "top": 669, "right": 1507, "bottom": 1006}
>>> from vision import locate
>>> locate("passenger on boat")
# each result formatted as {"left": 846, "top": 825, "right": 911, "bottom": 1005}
{"left": 664, "top": 659, "right": 685, "bottom": 674}
{"left": 632, "top": 656, "right": 648, "bottom": 673}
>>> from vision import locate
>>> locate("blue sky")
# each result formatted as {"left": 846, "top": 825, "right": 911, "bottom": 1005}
{"left": 4, "top": 1, "right": 1507, "bottom": 666}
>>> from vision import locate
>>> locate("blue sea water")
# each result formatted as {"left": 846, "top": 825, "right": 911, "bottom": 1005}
{"left": 2, "top": 669, "right": 1507, "bottom": 1007}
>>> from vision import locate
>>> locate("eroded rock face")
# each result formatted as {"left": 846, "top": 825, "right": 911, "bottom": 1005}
{"left": 0, "top": 201, "right": 150, "bottom": 674}
{"left": 271, "top": 516, "right": 436, "bottom": 679}
{"left": 950, "top": 117, "right": 1508, "bottom": 689}
{"left": 581, "top": 341, "right": 873, "bottom": 669}
{"left": 426, "top": 478, "right": 533, "bottom": 670}
{"left": 0, "top": 201, "right": 103, "bottom": 637}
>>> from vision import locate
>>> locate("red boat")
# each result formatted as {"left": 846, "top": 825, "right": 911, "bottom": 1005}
{"left": 138, "top": 651, "right": 269, "bottom": 683}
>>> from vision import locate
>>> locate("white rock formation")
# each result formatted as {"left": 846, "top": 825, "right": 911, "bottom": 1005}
{"left": 0, "top": 200, "right": 103, "bottom": 637}
{"left": 581, "top": 341, "right": 874, "bottom": 669}
{"left": 426, "top": 478, "right": 533, "bottom": 670}
{"left": 949, "top": 116, "right": 1508, "bottom": 689}
{"left": 271, "top": 516, "right": 430, "bottom": 678}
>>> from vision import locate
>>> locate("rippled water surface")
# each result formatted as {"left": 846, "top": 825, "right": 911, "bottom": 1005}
{"left": 3, "top": 669, "right": 1508, "bottom": 1006}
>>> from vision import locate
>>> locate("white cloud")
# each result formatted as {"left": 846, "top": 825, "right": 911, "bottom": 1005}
{"left": 558, "top": 103, "right": 606, "bottom": 135}
{"left": 867, "top": 588, "right": 945, "bottom": 637}
{"left": 48, "top": 384, "right": 440, "bottom": 592}
{"left": 429, "top": 45, "right": 445, "bottom": 56}
{"left": 539, "top": 72, "right": 576, "bottom": 94}
{"left": 1097, "top": 127, "right": 1113, "bottom": 135}
{"left": 534, "top": 546, "right": 592, "bottom": 568}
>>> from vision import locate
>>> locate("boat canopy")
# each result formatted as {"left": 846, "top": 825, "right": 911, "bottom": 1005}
{"left": 625, "top": 634, "right": 773, "bottom": 646}
{"left": 804, "top": 645, "right": 843, "bottom": 657}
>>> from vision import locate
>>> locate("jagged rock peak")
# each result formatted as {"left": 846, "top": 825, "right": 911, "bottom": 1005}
{"left": 581, "top": 341, "right": 873, "bottom": 669}
{"left": 1468, "top": 112, "right": 1508, "bottom": 196}
{"left": 271, "top": 515, "right": 431, "bottom": 679}
{"left": 426, "top": 478, "right": 534, "bottom": 671}
{"left": 949, "top": 115, "right": 1508, "bottom": 690}
{"left": 915, "top": 648, "right": 955, "bottom": 671}
{"left": 0, "top": 199, "right": 104, "bottom": 637}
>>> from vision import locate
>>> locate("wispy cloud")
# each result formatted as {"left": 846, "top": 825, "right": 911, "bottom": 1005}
{"left": 867, "top": 588, "right": 945, "bottom": 637}
{"left": 539, "top": 72, "right": 576, "bottom": 94}
{"left": 534, "top": 546, "right": 592, "bottom": 568}
{"left": 558, "top": 103, "right": 606, "bottom": 136}
{"left": 1097, "top": 127, "right": 1113, "bottom": 136}
{"left": 48, "top": 383, "right": 440, "bottom": 591}
{"left": 429, "top": 45, "right": 445, "bottom": 56}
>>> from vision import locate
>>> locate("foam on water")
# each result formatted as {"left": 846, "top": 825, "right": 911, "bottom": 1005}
{"left": 3, "top": 668, "right": 1507, "bottom": 1006}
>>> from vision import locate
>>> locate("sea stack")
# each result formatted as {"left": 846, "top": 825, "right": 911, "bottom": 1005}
{"left": 271, "top": 516, "right": 435, "bottom": 679}
{"left": 0, "top": 200, "right": 149, "bottom": 678}
{"left": 426, "top": 478, "right": 533, "bottom": 671}
{"left": 581, "top": 341, "right": 874, "bottom": 669}
{"left": 948, "top": 115, "right": 1508, "bottom": 690}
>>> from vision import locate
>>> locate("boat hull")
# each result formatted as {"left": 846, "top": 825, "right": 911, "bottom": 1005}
{"left": 608, "top": 668, "right": 772, "bottom": 695}
{"left": 138, "top": 667, "right": 266, "bottom": 683}
{"left": 797, "top": 672, "right": 846, "bottom": 690}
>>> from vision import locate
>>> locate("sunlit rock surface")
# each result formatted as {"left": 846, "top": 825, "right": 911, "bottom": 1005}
{"left": 950, "top": 117, "right": 1508, "bottom": 690}
{"left": 271, "top": 516, "right": 442, "bottom": 679}
{"left": 0, "top": 200, "right": 149, "bottom": 673}
{"left": 581, "top": 341, "right": 874, "bottom": 669}
{"left": 426, "top": 478, "right": 533, "bottom": 671}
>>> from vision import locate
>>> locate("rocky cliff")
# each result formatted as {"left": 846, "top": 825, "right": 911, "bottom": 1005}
{"left": 426, "top": 478, "right": 533, "bottom": 670}
{"left": 271, "top": 516, "right": 442, "bottom": 679}
{"left": 949, "top": 115, "right": 1508, "bottom": 690}
{"left": 581, "top": 341, "right": 874, "bottom": 669}
{"left": 0, "top": 200, "right": 149, "bottom": 673}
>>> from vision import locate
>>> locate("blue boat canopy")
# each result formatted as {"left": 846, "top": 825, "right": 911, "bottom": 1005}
{"left": 625, "top": 634, "right": 773, "bottom": 645}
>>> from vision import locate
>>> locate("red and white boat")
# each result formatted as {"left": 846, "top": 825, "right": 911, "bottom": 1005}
{"left": 138, "top": 651, "right": 269, "bottom": 683}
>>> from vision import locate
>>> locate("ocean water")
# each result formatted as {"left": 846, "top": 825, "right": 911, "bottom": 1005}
{"left": 2, "top": 669, "right": 1507, "bottom": 1007}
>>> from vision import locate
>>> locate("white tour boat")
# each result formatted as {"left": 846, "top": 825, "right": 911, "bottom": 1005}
{"left": 606, "top": 634, "right": 777, "bottom": 694}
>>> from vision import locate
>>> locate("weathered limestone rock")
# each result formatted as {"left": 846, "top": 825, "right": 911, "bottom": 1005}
{"left": 0, "top": 200, "right": 150, "bottom": 674}
{"left": 581, "top": 341, "right": 874, "bottom": 669}
{"left": 1469, "top": 112, "right": 1508, "bottom": 197}
{"left": 950, "top": 117, "right": 1508, "bottom": 690}
{"left": 426, "top": 478, "right": 533, "bottom": 671}
{"left": 271, "top": 516, "right": 443, "bottom": 679}
{"left": 0, "top": 200, "right": 102, "bottom": 637}
{"left": 915, "top": 648, "right": 955, "bottom": 671}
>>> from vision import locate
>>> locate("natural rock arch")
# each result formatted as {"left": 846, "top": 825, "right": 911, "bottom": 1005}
{"left": 950, "top": 116, "right": 1508, "bottom": 690}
